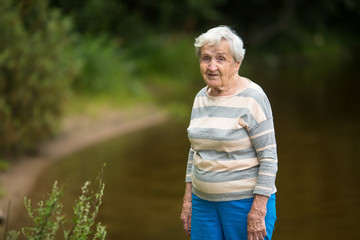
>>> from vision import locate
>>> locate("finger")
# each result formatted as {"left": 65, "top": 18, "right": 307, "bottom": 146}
{"left": 262, "top": 228, "right": 267, "bottom": 237}
{"left": 180, "top": 216, "right": 188, "bottom": 229}
{"left": 188, "top": 215, "right": 192, "bottom": 236}
{"left": 248, "top": 232, "right": 255, "bottom": 240}
{"left": 185, "top": 225, "right": 191, "bottom": 235}
{"left": 261, "top": 221, "right": 267, "bottom": 237}
{"left": 186, "top": 223, "right": 191, "bottom": 235}
{"left": 258, "top": 226, "right": 266, "bottom": 238}
{"left": 184, "top": 221, "right": 188, "bottom": 229}
{"left": 249, "top": 231, "right": 264, "bottom": 240}
{"left": 186, "top": 227, "right": 191, "bottom": 236}
{"left": 260, "top": 229, "right": 268, "bottom": 240}
{"left": 181, "top": 216, "right": 191, "bottom": 235}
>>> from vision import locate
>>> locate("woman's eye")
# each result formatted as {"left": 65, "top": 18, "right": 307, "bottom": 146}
{"left": 202, "top": 56, "right": 211, "bottom": 61}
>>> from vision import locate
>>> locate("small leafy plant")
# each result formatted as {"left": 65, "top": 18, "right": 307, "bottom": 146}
{"left": 2, "top": 165, "right": 107, "bottom": 240}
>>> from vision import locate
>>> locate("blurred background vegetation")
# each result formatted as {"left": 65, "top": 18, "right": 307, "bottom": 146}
{"left": 1, "top": 0, "right": 359, "bottom": 159}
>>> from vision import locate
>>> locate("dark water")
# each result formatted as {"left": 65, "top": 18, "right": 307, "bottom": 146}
{"left": 14, "top": 111, "right": 360, "bottom": 239}
{"left": 274, "top": 111, "right": 360, "bottom": 239}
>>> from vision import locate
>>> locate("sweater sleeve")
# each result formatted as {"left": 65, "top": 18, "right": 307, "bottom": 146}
{"left": 185, "top": 147, "right": 194, "bottom": 183}
{"left": 249, "top": 117, "right": 278, "bottom": 196}
{"left": 237, "top": 86, "right": 278, "bottom": 196}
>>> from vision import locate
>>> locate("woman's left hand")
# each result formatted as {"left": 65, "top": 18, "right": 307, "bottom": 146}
{"left": 180, "top": 183, "right": 193, "bottom": 236}
{"left": 247, "top": 194, "right": 269, "bottom": 240}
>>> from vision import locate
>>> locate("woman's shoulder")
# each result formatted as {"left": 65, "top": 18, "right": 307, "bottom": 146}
{"left": 240, "top": 81, "right": 273, "bottom": 112}
{"left": 241, "top": 80, "right": 268, "bottom": 100}
{"left": 195, "top": 86, "right": 208, "bottom": 98}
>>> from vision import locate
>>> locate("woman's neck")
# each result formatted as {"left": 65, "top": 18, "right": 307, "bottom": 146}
{"left": 208, "top": 76, "right": 249, "bottom": 97}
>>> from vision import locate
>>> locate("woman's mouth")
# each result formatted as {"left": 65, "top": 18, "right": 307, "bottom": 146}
{"left": 207, "top": 73, "right": 219, "bottom": 77}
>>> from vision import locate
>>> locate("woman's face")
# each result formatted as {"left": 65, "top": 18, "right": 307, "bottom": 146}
{"left": 199, "top": 40, "right": 241, "bottom": 91}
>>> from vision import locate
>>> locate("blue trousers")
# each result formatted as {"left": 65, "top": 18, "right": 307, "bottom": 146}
{"left": 191, "top": 194, "right": 276, "bottom": 240}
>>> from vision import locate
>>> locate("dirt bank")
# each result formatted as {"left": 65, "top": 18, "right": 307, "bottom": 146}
{"left": 0, "top": 106, "right": 167, "bottom": 222}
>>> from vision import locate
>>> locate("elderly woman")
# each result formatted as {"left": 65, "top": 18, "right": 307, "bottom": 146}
{"left": 180, "top": 26, "right": 278, "bottom": 240}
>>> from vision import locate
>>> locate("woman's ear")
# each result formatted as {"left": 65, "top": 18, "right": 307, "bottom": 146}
{"left": 235, "top": 60, "right": 242, "bottom": 71}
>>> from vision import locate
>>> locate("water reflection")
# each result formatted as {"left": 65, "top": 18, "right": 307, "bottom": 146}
{"left": 275, "top": 111, "right": 360, "bottom": 239}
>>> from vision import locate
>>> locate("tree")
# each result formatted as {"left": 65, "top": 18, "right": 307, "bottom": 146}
{"left": 0, "top": 0, "right": 80, "bottom": 157}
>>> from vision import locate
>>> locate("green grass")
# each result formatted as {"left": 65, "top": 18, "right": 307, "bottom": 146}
{"left": 0, "top": 159, "right": 9, "bottom": 171}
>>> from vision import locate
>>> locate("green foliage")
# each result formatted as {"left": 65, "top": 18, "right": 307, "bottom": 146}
{"left": 3, "top": 166, "right": 107, "bottom": 240}
{"left": 72, "top": 35, "right": 146, "bottom": 98}
{"left": 127, "top": 34, "right": 199, "bottom": 90}
{"left": 133, "top": 35, "right": 198, "bottom": 80}
{"left": 0, "top": 0, "right": 81, "bottom": 157}
{"left": 22, "top": 182, "right": 64, "bottom": 239}
{"left": 50, "top": 0, "right": 120, "bottom": 35}
{"left": 63, "top": 180, "right": 105, "bottom": 240}
{"left": 68, "top": 33, "right": 200, "bottom": 114}
{"left": 49, "top": 0, "right": 360, "bottom": 52}
{"left": 4, "top": 232, "right": 19, "bottom": 240}
{"left": 122, "top": 34, "right": 201, "bottom": 118}
{"left": 49, "top": 0, "right": 225, "bottom": 40}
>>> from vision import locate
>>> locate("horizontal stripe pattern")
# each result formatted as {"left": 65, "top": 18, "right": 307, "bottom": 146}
{"left": 188, "top": 127, "right": 249, "bottom": 141}
{"left": 189, "top": 117, "right": 241, "bottom": 129}
{"left": 192, "top": 175, "right": 257, "bottom": 195}
{"left": 192, "top": 96, "right": 267, "bottom": 123}
{"left": 185, "top": 81, "right": 278, "bottom": 201}
{"left": 192, "top": 188, "right": 255, "bottom": 202}
{"left": 190, "top": 137, "right": 253, "bottom": 153}
{"left": 193, "top": 164, "right": 260, "bottom": 183}
{"left": 196, "top": 148, "right": 258, "bottom": 161}
{"left": 194, "top": 154, "right": 259, "bottom": 173}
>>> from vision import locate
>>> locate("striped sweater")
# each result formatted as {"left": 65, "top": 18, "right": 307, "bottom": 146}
{"left": 185, "top": 81, "right": 278, "bottom": 202}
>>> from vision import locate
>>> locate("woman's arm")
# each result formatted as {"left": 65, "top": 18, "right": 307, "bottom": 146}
{"left": 180, "top": 182, "right": 192, "bottom": 236}
{"left": 247, "top": 194, "right": 269, "bottom": 240}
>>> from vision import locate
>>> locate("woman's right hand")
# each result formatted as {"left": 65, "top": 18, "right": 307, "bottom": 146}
{"left": 180, "top": 182, "right": 192, "bottom": 236}
{"left": 180, "top": 198, "right": 192, "bottom": 235}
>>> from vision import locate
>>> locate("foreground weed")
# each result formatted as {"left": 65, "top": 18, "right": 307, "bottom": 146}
{"left": 2, "top": 165, "right": 107, "bottom": 240}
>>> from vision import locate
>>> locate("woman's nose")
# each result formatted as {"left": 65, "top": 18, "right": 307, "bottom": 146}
{"left": 208, "top": 60, "right": 218, "bottom": 71}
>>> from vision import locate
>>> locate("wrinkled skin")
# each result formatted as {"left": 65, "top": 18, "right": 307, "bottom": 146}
{"left": 180, "top": 183, "right": 192, "bottom": 236}
{"left": 247, "top": 194, "right": 269, "bottom": 240}
{"left": 199, "top": 40, "right": 247, "bottom": 97}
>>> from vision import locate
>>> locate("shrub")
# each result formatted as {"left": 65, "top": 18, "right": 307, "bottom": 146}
{"left": 0, "top": 0, "right": 80, "bottom": 157}
{"left": 3, "top": 165, "right": 107, "bottom": 240}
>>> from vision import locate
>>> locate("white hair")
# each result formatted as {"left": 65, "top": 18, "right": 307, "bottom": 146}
{"left": 194, "top": 25, "right": 246, "bottom": 62}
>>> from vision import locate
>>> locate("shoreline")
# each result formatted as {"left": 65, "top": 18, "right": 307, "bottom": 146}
{"left": 0, "top": 106, "right": 167, "bottom": 223}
